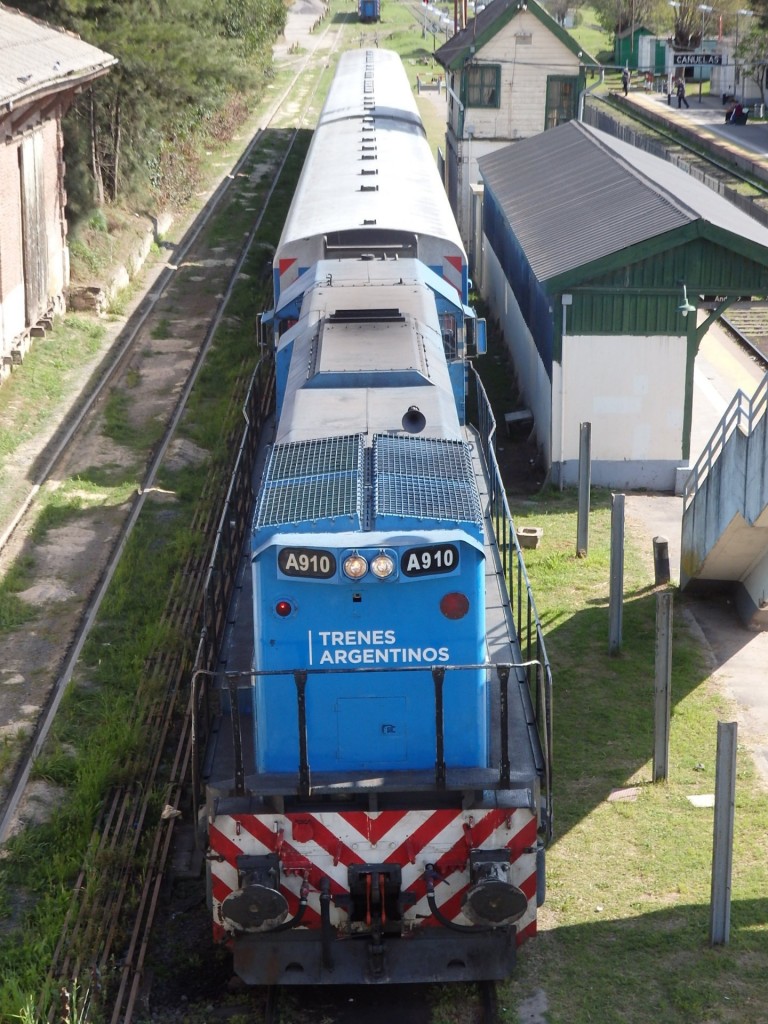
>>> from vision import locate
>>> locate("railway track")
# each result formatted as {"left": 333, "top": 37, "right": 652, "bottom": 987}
{"left": 722, "top": 302, "right": 768, "bottom": 365}
{"left": 0, "top": 11, "right": 346, "bottom": 1023}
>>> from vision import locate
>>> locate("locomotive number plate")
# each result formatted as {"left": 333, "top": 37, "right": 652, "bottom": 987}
{"left": 401, "top": 543, "right": 459, "bottom": 577}
{"left": 278, "top": 547, "right": 336, "bottom": 579}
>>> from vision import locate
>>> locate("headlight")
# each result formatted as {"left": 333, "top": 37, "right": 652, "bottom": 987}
{"left": 370, "top": 553, "right": 395, "bottom": 579}
{"left": 343, "top": 553, "right": 368, "bottom": 579}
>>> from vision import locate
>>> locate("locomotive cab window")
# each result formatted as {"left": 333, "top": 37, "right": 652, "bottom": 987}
{"left": 440, "top": 313, "right": 458, "bottom": 359}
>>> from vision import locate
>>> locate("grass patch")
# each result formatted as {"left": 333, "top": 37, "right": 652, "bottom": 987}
{"left": 150, "top": 317, "right": 172, "bottom": 340}
{"left": 0, "top": 558, "right": 38, "bottom": 632}
{"left": 0, "top": 316, "right": 105, "bottom": 458}
{"left": 102, "top": 387, "right": 165, "bottom": 452}
{"left": 569, "top": 6, "right": 613, "bottom": 63}
{"left": 495, "top": 491, "right": 768, "bottom": 1022}
{"left": 28, "top": 478, "right": 137, "bottom": 543}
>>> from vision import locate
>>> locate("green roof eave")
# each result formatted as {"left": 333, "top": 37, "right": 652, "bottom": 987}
{"left": 543, "top": 219, "right": 768, "bottom": 294}
{"left": 436, "top": 0, "right": 598, "bottom": 72}
{"left": 698, "top": 221, "right": 768, "bottom": 272}
{"left": 541, "top": 222, "right": 704, "bottom": 293}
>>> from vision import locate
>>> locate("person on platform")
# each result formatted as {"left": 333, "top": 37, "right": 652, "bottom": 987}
{"left": 676, "top": 78, "right": 689, "bottom": 109}
{"left": 725, "top": 101, "right": 745, "bottom": 124}
{"left": 622, "top": 67, "right": 630, "bottom": 95}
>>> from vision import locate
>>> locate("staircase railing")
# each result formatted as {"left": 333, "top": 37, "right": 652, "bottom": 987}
{"left": 683, "top": 372, "right": 768, "bottom": 511}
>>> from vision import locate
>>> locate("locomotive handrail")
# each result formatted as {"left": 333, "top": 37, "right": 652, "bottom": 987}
{"left": 470, "top": 364, "right": 553, "bottom": 843}
{"left": 200, "top": 659, "right": 544, "bottom": 803}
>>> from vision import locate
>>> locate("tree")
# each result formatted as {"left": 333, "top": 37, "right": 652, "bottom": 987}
{"left": 11, "top": 0, "right": 286, "bottom": 211}
{"left": 736, "top": 23, "right": 768, "bottom": 106}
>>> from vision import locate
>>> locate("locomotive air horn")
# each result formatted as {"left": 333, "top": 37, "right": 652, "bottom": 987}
{"left": 402, "top": 405, "right": 426, "bottom": 433}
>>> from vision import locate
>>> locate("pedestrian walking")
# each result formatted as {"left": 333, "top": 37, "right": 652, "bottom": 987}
{"left": 622, "top": 67, "right": 630, "bottom": 96}
{"left": 676, "top": 78, "right": 689, "bottom": 108}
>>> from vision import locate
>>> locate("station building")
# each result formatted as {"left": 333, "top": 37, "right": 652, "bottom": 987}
{"left": 434, "top": 0, "right": 597, "bottom": 249}
{"left": 475, "top": 119, "right": 768, "bottom": 491}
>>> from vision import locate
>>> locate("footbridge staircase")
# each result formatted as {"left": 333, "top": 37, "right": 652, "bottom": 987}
{"left": 681, "top": 372, "right": 768, "bottom": 628}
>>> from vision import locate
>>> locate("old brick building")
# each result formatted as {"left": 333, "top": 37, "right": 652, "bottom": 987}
{"left": 0, "top": 4, "right": 115, "bottom": 380}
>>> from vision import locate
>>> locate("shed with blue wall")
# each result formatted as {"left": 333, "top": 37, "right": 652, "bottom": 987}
{"left": 477, "top": 120, "right": 768, "bottom": 490}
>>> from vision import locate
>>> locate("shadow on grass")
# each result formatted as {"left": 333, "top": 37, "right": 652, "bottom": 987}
{"left": 511, "top": 897, "right": 768, "bottom": 1024}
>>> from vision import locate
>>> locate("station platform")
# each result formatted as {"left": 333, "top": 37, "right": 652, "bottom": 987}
{"left": 609, "top": 88, "right": 768, "bottom": 187}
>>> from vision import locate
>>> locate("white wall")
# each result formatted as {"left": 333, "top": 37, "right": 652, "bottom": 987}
{"left": 482, "top": 237, "right": 689, "bottom": 489}
{"left": 556, "top": 332, "right": 687, "bottom": 487}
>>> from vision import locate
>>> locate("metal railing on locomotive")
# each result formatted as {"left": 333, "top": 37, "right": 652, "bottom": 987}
{"left": 187, "top": 354, "right": 554, "bottom": 844}
{"left": 189, "top": 353, "right": 275, "bottom": 816}
{"left": 202, "top": 657, "right": 546, "bottom": 795}
{"left": 470, "top": 363, "right": 553, "bottom": 836}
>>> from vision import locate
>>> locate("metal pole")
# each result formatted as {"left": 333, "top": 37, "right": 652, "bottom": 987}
{"left": 653, "top": 592, "right": 673, "bottom": 782}
{"left": 710, "top": 721, "right": 737, "bottom": 945}
{"left": 576, "top": 422, "right": 591, "bottom": 557}
{"left": 608, "top": 493, "right": 625, "bottom": 655}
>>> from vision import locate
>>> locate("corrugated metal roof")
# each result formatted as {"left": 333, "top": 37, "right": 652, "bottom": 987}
{"left": 0, "top": 3, "right": 116, "bottom": 107}
{"left": 477, "top": 120, "right": 768, "bottom": 284}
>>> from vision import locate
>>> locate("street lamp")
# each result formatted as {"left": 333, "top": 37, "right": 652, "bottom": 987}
{"left": 698, "top": 3, "right": 712, "bottom": 47}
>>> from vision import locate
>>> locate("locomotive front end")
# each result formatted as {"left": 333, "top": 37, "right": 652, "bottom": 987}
{"left": 205, "top": 429, "right": 541, "bottom": 984}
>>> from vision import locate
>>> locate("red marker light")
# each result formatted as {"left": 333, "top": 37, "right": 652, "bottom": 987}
{"left": 440, "top": 592, "right": 469, "bottom": 619}
{"left": 275, "top": 600, "right": 293, "bottom": 617}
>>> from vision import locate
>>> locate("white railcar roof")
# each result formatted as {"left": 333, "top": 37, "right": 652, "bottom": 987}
{"left": 276, "top": 49, "right": 465, "bottom": 268}
{"left": 317, "top": 48, "right": 423, "bottom": 129}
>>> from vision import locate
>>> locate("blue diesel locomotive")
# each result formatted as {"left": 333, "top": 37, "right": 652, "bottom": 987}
{"left": 204, "top": 48, "right": 551, "bottom": 987}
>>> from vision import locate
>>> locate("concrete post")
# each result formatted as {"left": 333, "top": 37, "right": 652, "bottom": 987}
{"left": 576, "top": 422, "right": 591, "bottom": 558}
{"left": 653, "top": 591, "right": 673, "bottom": 782}
{"left": 653, "top": 535, "right": 671, "bottom": 585}
{"left": 608, "top": 493, "right": 624, "bottom": 655}
{"left": 710, "top": 721, "right": 737, "bottom": 945}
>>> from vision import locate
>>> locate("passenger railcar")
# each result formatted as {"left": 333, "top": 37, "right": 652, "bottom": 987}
{"left": 358, "top": 0, "right": 380, "bottom": 21}
{"left": 203, "top": 48, "right": 551, "bottom": 988}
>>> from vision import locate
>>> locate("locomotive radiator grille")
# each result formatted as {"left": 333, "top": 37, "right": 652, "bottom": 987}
{"left": 255, "top": 435, "right": 365, "bottom": 526}
{"left": 373, "top": 435, "right": 482, "bottom": 524}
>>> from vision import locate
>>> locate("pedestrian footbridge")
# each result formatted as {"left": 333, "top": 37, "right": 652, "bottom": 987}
{"left": 681, "top": 372, "right": 768, "bottom": 627}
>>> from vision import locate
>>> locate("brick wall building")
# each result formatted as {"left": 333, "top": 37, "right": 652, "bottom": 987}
{"left": 0, "top": 3, "right": 115, "bottom": 380}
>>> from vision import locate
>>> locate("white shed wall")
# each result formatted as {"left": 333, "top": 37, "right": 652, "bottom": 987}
{"left": 557, "top": 333, "right": 686, "bottom": 488}
{"left": 482, "top": 236, "right": 689, "bottom": 490}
